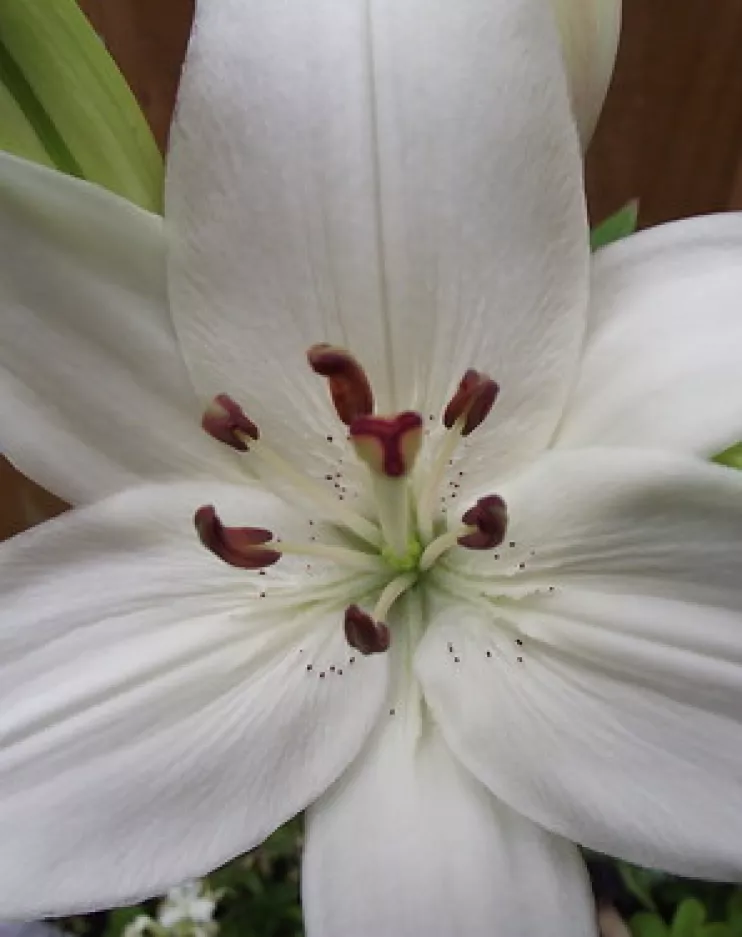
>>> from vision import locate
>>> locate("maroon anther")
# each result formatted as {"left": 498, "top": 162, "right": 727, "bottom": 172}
{"left": 202, "top": 394, "right": 259, "bottom": 451}
{"left": 458, "top": 495, "right": 509, "bottom": 550}
{"left": 195, "top": 505, "right": 281, "bottom": 569}
{"left": 344, "top": 605, "right": 391, "bottom": 656}
{"left": 443, "top": 370, "right": 499, "bottom": 436}
{"left": 350, "top": 411, "right": 423, "bottom": 478}
{"left": 307, "top": 344, "right": 374, "bottom": 426}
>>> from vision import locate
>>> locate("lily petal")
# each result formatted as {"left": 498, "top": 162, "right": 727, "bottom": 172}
{"left": 0, "top": 154, "right": 236, "bottom": 505}
{"left": 303, "top": 720, "right": 595, "bottom": 937}
{"left": 419, "top": 448, "right": 742, "bottom": 878}
{"left": 167, "top": 0, "right": 588, "bottom": 480}
{"left": 556, "top": 214, "right": 742, "bottom": 457}
{"left": 0, "top": 481, "right": 389, "bottom": 918}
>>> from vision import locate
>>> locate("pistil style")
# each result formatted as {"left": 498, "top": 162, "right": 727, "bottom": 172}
{"left": 350, "top": 412, "right": 423, "bottom": 559}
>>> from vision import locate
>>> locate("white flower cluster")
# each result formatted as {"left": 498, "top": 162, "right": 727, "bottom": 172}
{"left": 123, "top": 882, "right": 222, "bottom": 937}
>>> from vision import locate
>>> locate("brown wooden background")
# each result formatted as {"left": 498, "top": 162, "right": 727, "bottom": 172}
{"left": 3, "top": 0, "right": 742, "bottom": 537}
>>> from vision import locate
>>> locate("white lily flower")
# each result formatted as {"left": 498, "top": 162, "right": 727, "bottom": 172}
{"left": 1, "top": 1, "right": 742, "bottom": 936}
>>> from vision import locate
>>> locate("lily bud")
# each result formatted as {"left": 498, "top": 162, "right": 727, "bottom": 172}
{"left": 551, "top": 0, "right": 622, "bottom": 146}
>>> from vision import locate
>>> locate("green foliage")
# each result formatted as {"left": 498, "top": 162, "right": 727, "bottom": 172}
{"left": 714, "top": 444, "right": 742, "bottom": 471}
{"left": 0, "top": 0, "right": 163, "bottom": 211}
{"left": 590, "top": 200, "right": 639, "bottom": 251}
{"left": 624, "top": 874, "right": 742, "bottom": 937}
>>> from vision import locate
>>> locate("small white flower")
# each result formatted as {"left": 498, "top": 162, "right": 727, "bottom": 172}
{"left": 123, "top": 916, "right": 156, "bottom": 937}
{"left": 0, "top": 2, "right": 741, "bottom": 937}
{"left": 158, "top": 882, "right": 218, "bottom": 930}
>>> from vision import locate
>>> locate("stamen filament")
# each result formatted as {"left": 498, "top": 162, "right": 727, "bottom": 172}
{"left": 419, "top": 527, "right": 465, "bottom": 571}
{"left": 371, "top": 572, "right": 417, "bottom": 621}
{"left": 370, "top": 474, "right": 412, "bottom": 559}
{"left": 245, "top": 437, "right": 382, "bottom": 548}
{"left": 416, "top": 424, "right": 463, "bottom": 543}
{"left": 278, "top": 540, "right": 384, "bottom": 572}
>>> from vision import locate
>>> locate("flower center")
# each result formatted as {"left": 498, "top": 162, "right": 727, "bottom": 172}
{"left": 196, "top": 345, "right": 507, "bottom": 655}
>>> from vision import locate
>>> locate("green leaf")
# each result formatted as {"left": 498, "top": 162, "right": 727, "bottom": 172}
{"left": 0, "top": 0, "right": 163, "bottom": 211}
{"left": 701, "top": 926, "right": 734, "bottom": 937}
{"left": 619, "top": 862, "right": 664, "bottom": 911}
{"left": 0, "top": 74, "right": 54, "bottom": 168}
{"left": 590, "top": 200, "right": 639, "bottom": 251}
{"left": 630, "top": 911, "right": 671, "bottom": 937}
{"left": 672, "top": 898, "right": 707, "bottom": 937}
{"left": 714, "top": 443, "right": 742, "bottom": 471}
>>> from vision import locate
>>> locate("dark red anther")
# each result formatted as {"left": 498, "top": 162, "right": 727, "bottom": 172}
{"left": 458, "top": 495, "right": 508, "bottom": 550}
{"left": 344, "top": 605, "right": 391, "bottom": 656}
{"left": 202, "top": 395, "right": 259, "bottom": 451}
{"left": 443, "top": 370, "right": 499, "bottom": 436}
{"left": 307, "top": 344, "right": 374, "bottom": 426}
{"left": 349, "top": 411, "right": 423, "bottom": 478}
{"left": 195, "top": 505, "right": 281, "bottom": 569}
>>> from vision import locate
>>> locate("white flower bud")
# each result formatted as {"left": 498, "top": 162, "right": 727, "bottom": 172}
{"left": 552, "top": 0, "right": 622, "bottom": 146}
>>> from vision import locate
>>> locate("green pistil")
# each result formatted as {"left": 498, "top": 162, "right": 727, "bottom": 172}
{"left": 381, "top": 537, "right": 423, "bottom": 573}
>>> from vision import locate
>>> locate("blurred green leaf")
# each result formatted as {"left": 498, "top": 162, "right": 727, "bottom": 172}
{"left": 631, "top": 912, "right": 671, "bottom": 937}
{"left": 590, "top": 200, "right": 639, "bottom": 251}
{"left": 619, "top": 862, "right": 666, "bottom": 911}
{"left": 0, "top": 0, "right": 163, "bottom": 211}
{"left": 672, "top": 898, "right": 707, "bottom": 937}
{"left": 701, "top": 926, "right": 734, "bottom": 937}
{"left": 714, "top": 443, "right": 742, "bottom": 471}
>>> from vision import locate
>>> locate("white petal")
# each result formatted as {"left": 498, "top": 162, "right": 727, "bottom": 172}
{"left": 419, "top": 448, "right": 742, "bottom": 878}
{"left": 303, "top": 720, "right": 595, "bottom": 937}
{"left": 552, "top": 0, "right": 621, "bottom": 145}
{"left": 0, "top": 154, "right": 236, "bottom": 505}
{"left": 556, "top": 214, "right": 742, "bottom": 457}
{"left": 167, "top": 0, "right": 589, "bottom": 481}
{"left": 0, "top": 481, "right": 389, "bottom": 918}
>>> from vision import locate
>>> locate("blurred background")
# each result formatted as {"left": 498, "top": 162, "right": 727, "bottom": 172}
{"left": 3, "top": 0, "right": 742, "bottom": 535}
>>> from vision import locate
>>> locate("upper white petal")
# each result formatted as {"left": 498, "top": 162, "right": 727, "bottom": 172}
{"left": 167, "top": 0, "right": 589, "bottom": 480}
{"left": 419, "top": 447, "right": 742, "bottom": 879}
{"left": 0, "top": 154, "right": 237, "bottom": 505}
{"left": 0, "top": 481, "right": 389, "bottom": 918}
{"left": 303, "top": 718, "right": 595, "bottom": 937}
{"left": 556, "top": 213, "right": 742, "bottom": 457}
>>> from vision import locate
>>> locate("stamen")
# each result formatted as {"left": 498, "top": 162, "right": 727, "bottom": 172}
{"left": 372, "top": 572, "right": 417, "bottom": 621}
{"left": 308, "top": 344, "right": 374, "bottom": 425}
{"left": 202, "top": 394, "right": 259, "bottom": 450}
{"left": 458, "top": 495, "right": 508, "bottom": 550}
{"left": 350, "top": 412, "right": 423, "bottom": 478}
{"left": 443, "top": 370, "right": 499, "bottom": 437}
{"left": 195, "top": 505, "right": 280, "bottom": 569}
{"left": 200, "top": 395, "right": 382, "bottom": 549}
{"left": 419, "top": 495, "right": 508, "bottom": 570}
{"left": 416, "top": 371, "right": 498, "bottom": 543}
{"left": 344, "top": 605, "right": 391, "bottom": 655}
{"left": 277, "top": 540, "right": 385, "bottom": 572}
